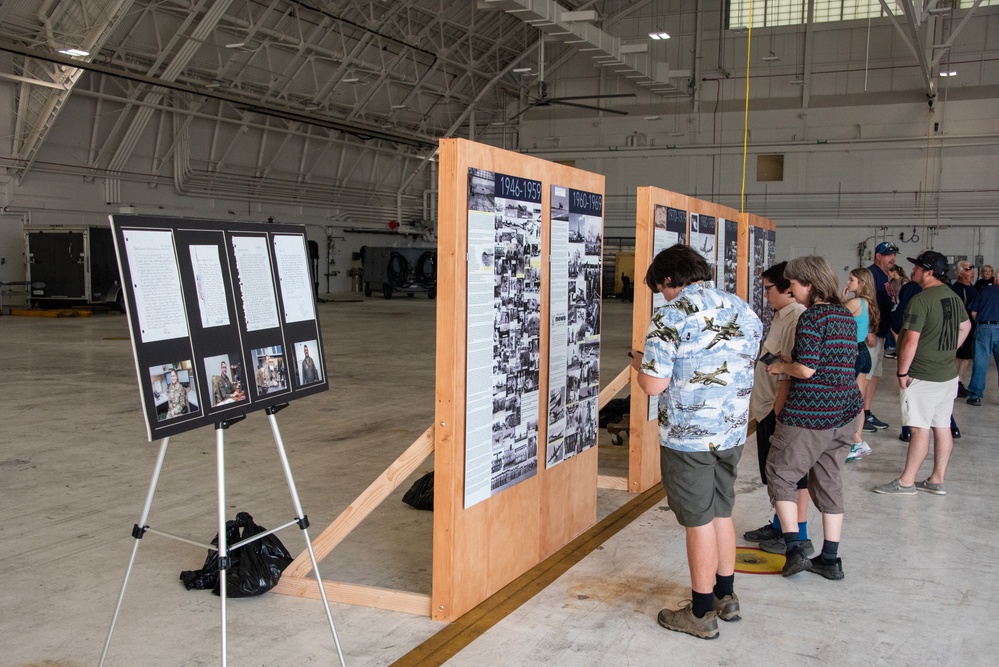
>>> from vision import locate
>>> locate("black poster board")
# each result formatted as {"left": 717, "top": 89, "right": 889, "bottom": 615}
{"left": 111, "top": 215, "right": 329, "bottom": 441}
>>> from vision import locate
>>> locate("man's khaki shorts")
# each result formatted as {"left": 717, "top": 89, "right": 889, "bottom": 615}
{"left": 901, "top": 377, "right": 958, "bottom": 429}
{"left": 660, "top": 445, "right": 743, "bottom": 528}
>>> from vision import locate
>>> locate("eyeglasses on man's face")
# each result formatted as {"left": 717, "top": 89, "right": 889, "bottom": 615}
{"left": 763, "top": 283, "right": 776, "bottom": 292}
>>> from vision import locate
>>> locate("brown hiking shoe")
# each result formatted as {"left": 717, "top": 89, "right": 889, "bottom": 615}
{"left": 657, "top": 603, "right": 719, "bottom": 639}
{"left": 713, "top": 593, "right": 741, "bottom": 621}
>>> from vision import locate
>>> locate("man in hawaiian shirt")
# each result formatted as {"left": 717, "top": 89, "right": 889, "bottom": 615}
{"left": 632, "top": 244, "right": 762, "bottom": 640}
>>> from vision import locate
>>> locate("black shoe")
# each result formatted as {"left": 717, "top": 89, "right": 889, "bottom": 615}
{"left": 865, "top": 413, "right": 889, "bottom": 430}
{"left": 967, "top": 397, "right": 982, "bottom": 406}
{"left": 899, "top": 430, "right": 910, "bottom": 442}
{"left": 952, "top": 425, "right": 961, "bottom": 439}
{"left": 957, "top": 382, "right": 969, "bottom": 398}
{"left": 743, "top": 523, "right": 781, "bottom": 542}
{"left": 809, "top": 556, "right": 845, "bottom": 580}
{"left": 782, "top": 546, "right": 812, "bottom": 577}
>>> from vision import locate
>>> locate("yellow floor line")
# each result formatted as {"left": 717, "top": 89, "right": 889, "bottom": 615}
{"left": 391, "top": 485, "right": 666, "bottom": 667}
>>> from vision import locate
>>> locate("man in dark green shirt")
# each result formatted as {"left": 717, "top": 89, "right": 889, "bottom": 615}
{"left": 874, "top": 251, "right": 971, "bottom": 496}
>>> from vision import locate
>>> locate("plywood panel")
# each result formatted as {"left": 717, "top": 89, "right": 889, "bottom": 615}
{"left": 433, "top": 139, "right": 605, "bottom": 622}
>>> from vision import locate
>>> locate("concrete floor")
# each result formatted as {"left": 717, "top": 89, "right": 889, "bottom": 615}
{"left": 2, "top": 298, "right": 996, "bottom": 667}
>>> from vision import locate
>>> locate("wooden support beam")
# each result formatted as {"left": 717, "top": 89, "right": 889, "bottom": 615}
{"left": 597, "top": 366, "right": 631, "bottom": 409}
{"left": 597, "top": 475, "right": 629, "bottom": 490}
{"left": 281, "top": 425, "right": 436, "bottom": 579}
{"left": 271, "top": 576, "right": 433, "bottom": 616}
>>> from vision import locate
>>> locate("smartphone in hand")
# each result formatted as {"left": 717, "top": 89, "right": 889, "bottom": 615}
{"left": 759, "top": 351, "right": 778, "bottom": 365}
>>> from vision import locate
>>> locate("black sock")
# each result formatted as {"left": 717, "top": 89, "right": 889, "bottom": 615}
{"left": 783, "top": 531, "right": 802, "bottom": 551}
{"left": 821, "top": 540, "right": 840, "bottom": 562}
{"left": 692, "top": 590, "right": 715, "bottom": 618}
{"left": 864, "top": 409, "right": 872, "bottom": 419}
{"left": 714, "top": 573, "right": 734, "bottom": 599}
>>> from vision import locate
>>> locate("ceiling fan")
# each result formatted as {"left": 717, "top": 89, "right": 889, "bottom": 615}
{"left": 506, "top": 80, "right": 634, "bottom": 121}
{"left": 505, "top": 36, "right": 635, "bottom": 122}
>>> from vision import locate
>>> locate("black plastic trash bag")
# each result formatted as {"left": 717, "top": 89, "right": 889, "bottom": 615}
{"left": 599, "top": 398, "right": 629, "bottom": 428}
{"left": 179, "top": 511, "right": 293, "bottom": 597}
{"left": 402, "top": 471, "right": 434, "bottom": 511}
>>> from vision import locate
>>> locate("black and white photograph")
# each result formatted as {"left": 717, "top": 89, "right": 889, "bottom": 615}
{"left": 202, "top": 353, "right": 246, "bottom": 408}
{"left": 293, "top": 339, "right": 323, "bottom": 386}
{"left": 251, "top": 345, "right": 288, "bottom": 395}
{"left": 149, "top": 361, "right": 200, "bottom": 422}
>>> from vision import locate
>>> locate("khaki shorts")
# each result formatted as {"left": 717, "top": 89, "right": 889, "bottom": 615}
{"left": 660, "top": 445, "right": 743, "bottom": 528}
{"left": 766, "top": 414, "right": 862, "bottom": 515}
{"left": 900, "top": 377, "right": 958, "bottom": 429}
{"left": 865, "top": 337, "right": 885, "bottom": 379}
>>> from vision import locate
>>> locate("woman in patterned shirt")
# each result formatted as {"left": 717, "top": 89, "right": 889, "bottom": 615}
{"left": 763, "top": 255, "right": 864, "bottom": 581}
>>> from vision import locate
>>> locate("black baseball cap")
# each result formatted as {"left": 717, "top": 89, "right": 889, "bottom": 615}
{"left": 907, "top": 250, "right": 949, "bottom": 279}
{"left": 875, "top": 241, "right": 899, "bottom": 256}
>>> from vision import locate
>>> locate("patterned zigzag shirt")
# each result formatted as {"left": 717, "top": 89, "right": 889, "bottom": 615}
{"left": 641, "top": 282, "right": 763, "bottom": 453}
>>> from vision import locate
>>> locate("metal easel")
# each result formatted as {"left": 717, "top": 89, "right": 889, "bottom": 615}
{"left": 99, "top": 404, "right": 346, "bottom": 666}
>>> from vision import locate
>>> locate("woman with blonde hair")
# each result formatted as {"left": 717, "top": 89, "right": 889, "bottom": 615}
{"left": 842, "top": 268, "right": 880, "bottom": 460}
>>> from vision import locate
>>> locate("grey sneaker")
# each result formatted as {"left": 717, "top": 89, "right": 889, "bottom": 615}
{"left": 657, "top": 603, "right": 719, "bottom": 639}
{"left": 759, "top": 537, "right": 814, "bottom": 556}
{"left": 916, "top": 479, "right": 947, "bottom": 495}
{"left": 873, "top": 479, "right": 917, "bottom": 495}
{"left": 743, "top": 523, "right": 781, "bottom": 542}
{"left": 713, "top": 593, "right": 741, "bottom": 622}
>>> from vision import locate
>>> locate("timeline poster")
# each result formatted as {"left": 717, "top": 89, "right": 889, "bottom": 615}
{"left": 692, "top": 214, "right": 717, "bottom": 275}
{"left": 546, "top": 186, "right": 602, "bottom": 469}
{"left": 649, "top": 205, "right": 687, "bottom": 420}
{"left": 465, "top": 169, "right": 542, "bottom": 509}
{"left": 761, "top": 228, "right": 777, "bottom": 336}
{"left": 717, "top": 219, "right": 739, "bottom": 293}
{"left": 111, "top": 215, "right": 328, "bottom": 441}
{"left": 748, "top": 226, "right": 766, "bottom": 323}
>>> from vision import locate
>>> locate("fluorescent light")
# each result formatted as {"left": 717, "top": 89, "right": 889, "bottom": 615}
{"left": 225, "top": 42, "right": 246, "bottom": 49}
{"left": 939, "top": 71, "right": 958, "bottom": 77}
{"left": 649, "top": 32, "right": 670, "bottom": 40}
{"left": 391, "top": 104, "right": 408, "bottom": 109}
{"left": 644, "top": 116, "right": 661, "bottom": 121}
{"left": 205, "top": 80, "right": 222, "bottom": 89}
{"left": 343, "top": 73, "right": 360, "bottom": 83}
{"left": 58, "top": 48, "right": 90, "bottom": 57}
{"left": 512, "top": 67, "right": 532, "bottom": 73}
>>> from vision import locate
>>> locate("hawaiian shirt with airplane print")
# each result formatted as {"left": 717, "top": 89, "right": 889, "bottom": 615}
{"left": 641, "top": 281, "right": 763, "bottom": 453}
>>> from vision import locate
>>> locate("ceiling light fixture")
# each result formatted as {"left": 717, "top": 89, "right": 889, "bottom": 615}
{"left": 58, "top": 48, "right": 90, "bottom": 57}
{"left": 205, "top": 80, "right": 223, "bottom": 89}
{"left": 512, "top": 67, "right": 532, "bottom": 73}
{"left": 644, "top": 116, "right": 661, "bottom": 120}
{"left": 939, "top": 71, "right": 958, "bottom": 77}
{"left": 342, "top": 73, "right": 360, "bottom": 83}
{"left": 391, "top": 104, "right": 408, "bottom": 109}
{"left": 648, "top": 32, "right": 670, "bottom": 40}
{"left": 224, "top": 42, "right": 246, "bottom": 49}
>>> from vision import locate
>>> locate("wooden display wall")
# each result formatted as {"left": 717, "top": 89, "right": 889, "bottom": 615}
{"left": 433, "top": 138, "right": 605, "bottom": 622}
{"left": 613, "top": 188, "right": 775, "bottom": 494}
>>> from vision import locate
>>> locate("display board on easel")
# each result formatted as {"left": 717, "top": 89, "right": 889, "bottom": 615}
{"left": 110, "top": 216, "right": 329, "bottom": 440}
{"left": 615, "top": 189, "right": 774, "bottom": 495}
{"left": 435, "top": 138, "right": 604, "bottom": 622}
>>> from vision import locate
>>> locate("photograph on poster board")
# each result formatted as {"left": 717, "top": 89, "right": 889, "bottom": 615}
{"left": 292, "top": 339, "right": 323, "bottom": 386}
{"left": 651, "top": 205, "right": 687, "bottom": 309}
{"left": 202, "top": 353, "right": 247, "bottom": 408}
{"left": 149, "top": 361, "right": 200, "bottom": 422}
{"left": 547, "top": 185, "right": 602, "bottom": 468}
{"left": 251, "top": 345, "right": 288, "bottom": 395}
{"left": 692, "top": 214, "right": 717, "bottom": 273}
{"left": 749, "top": 227, "right": 766, "bottom": 321}
{"left": 721, "top": 219, "right": 739, "bottom": 294}
{"left": 464, "top": 168, "right": 542, "bottom": 507}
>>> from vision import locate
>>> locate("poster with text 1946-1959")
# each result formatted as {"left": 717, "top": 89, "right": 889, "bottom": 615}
{"left": 464, "top": 169, "right": 542, "bottom": 509}
{"left": 546, "top": 185, "right": 602, "bottom": 469}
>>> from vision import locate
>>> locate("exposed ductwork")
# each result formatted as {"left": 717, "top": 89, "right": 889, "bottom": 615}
{"left": 482, "top": 0, "right": 688, "bottom": 94}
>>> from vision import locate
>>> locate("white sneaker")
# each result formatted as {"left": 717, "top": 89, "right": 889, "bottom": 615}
{"left": 847, "top": 442, "right": 872, "bottom": 462}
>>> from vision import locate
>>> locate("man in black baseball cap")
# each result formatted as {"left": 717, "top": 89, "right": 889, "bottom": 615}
{"left": 874, "top": 250, "right": 971, "bottom": 496}
{"left": 862, "top": 241, "right": 901, "bottom": 434}
{"left": 906, "top": 250, "right": 949, "bottom": 280}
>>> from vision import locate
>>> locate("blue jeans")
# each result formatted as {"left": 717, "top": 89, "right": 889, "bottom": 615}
{"left": 968, "top": 323, "right": 999, "bottom": 399}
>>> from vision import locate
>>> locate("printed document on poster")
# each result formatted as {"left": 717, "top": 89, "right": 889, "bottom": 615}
{"left": 123, "top": 229, "right": 189, "bottom": 343}
{"left": 231, "top": 235, "right": 281, "bottom": 332}
{"left": 189, "top": 245, "right": 230, "bottom": 329}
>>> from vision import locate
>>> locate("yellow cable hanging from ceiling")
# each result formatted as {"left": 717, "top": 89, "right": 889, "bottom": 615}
{"left": 740, "top": 1, "right": 754, "bottom": 216}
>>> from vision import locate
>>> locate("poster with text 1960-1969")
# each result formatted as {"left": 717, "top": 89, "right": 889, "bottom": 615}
{"left": 464, "top": 169, "right": 542, "bottom": 509}
{"left": 546, "top": 185, "right": 602, "bottom": 469}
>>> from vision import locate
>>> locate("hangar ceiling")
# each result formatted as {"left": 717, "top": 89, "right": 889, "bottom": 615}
{"left": 0, "top": 0, "right": 680, "bottom": 226}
